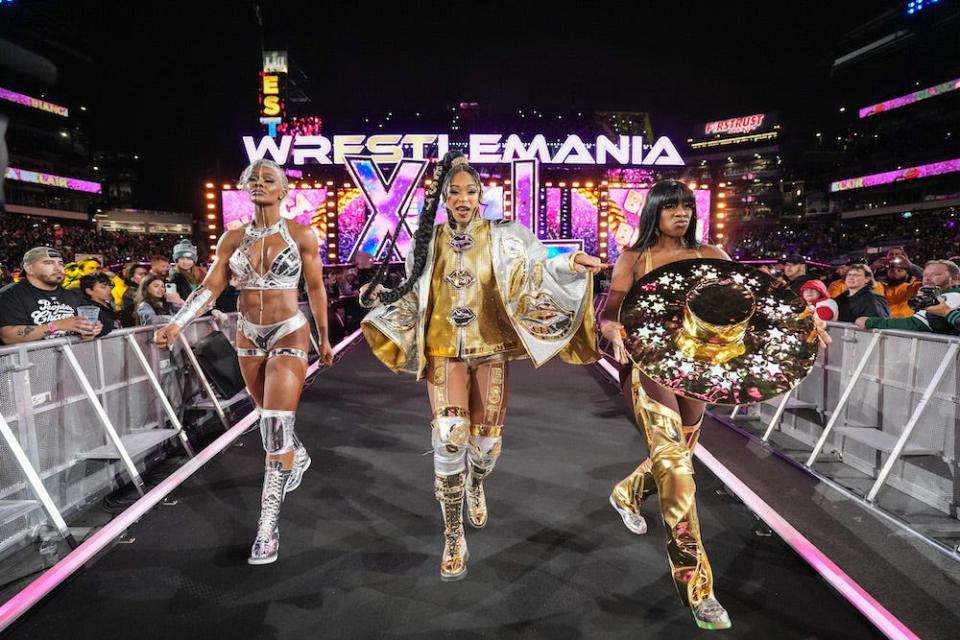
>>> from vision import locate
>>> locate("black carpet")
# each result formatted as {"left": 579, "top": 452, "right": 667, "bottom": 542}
{"left": 4, "top": 344, "right": 883, "bottom": 639}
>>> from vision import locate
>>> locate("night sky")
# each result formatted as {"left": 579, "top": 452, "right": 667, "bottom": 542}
{"left": 2, "top": 0, "right": 892, "bottom": 211}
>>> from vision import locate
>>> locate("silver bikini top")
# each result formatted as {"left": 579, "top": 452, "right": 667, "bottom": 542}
{"left": 229, "top": 218, "right": 302, "bottom": 290}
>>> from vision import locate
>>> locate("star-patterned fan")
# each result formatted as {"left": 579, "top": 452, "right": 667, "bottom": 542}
{"left": 620, "top": 259, "right": 818, "bottom": 405}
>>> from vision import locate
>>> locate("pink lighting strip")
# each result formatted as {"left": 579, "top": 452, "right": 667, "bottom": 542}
{"left": 4, "top": 167, "right": 101, "bottom": 194}
{"left": 860, "top": 78, "right": 960, "bottom": 119}
{"left": 0, "top": 329, "right": 362, "bottom": 634}
{"left": 597, "top": 357, "right": 920, "bottom": 640}
{"left": 830, "top": 158, "right": 960, "bottom": 193}
{"left": 0, "top": 87, "right": 69, "bottom": 117}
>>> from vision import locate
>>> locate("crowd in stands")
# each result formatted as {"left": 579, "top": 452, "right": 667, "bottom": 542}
{"left": 2, "top": 206, "right": 959, "bottom": 346}
{"left": 0, "top": 213, "right": 188, "bottom": 274}
{"left": 729, "top": 208, "right": 960, "bottom": 266}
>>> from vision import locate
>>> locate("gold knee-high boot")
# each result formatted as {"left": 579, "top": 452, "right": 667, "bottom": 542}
{"left": 435, "top": 473, "right": 469, "bottom": 581}
{"left": 631, "top": 371, "right": 730, "bottom": 630}
{"left": 466, "top": 424, "right": 502, "bottom": 528}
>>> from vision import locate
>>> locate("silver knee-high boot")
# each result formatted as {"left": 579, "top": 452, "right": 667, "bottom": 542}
{"left": 249, "top": 409, "right": 296, "bottom": 565}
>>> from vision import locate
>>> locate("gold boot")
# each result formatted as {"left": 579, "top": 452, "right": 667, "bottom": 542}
{"left": 631, "top": 370, "right": 730, "bottom": 630}
{"left": 435, "top": 473, "right": 469, "bottom": 581}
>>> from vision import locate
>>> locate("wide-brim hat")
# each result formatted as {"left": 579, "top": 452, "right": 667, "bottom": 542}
{"left": 620, "top": 258, "right": 818, "bottom": 405}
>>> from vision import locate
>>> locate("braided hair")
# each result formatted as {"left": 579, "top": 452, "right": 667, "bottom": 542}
{"left": 376, "top": 151, "right": 466, "bottom": 304}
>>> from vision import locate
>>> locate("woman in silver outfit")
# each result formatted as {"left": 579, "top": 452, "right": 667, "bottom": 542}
{"left": 155, "top": 159, "right": 334, "bottom": 565}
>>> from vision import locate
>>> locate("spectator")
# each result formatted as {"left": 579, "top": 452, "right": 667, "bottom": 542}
{"left": 835, "top": 263, "right": 890, "bottom": 322}
{"left": 856, "top": 260, "right": 960, "bottom": 335}
{"left": 827, "top": 264, "right": 850, "bottom": 298}
{"left": 65, "top": 257, "right": 102, "bottom": 290}
{"left": 878, "top": 258, "right": 922, "bottom": 318}
{"left": 149, "top": 254, "right": 171, "bottom": 280}
{"left": 0, "top": 247, "right": 105, "bottom": 344}
{"left": 0, "top": 264, "right": 13, "bottom": 287}
{"left": 169, "top": 240, "right": 207, "bottom": 300}
{"left": 62, "top": 261, "right": 83, "bottom": 289}
{"left": 111, "top": 261, "right": 139, "bottom": 308}
{"left": 135, "top": 274, "right": 179, "bottom": 326}
{"left": 799, "top": 279, "right": 838, "bottom": 321}
{"left": 120, "top": 264, "right": 149, "bottom": 327}
{"left": 80, "top": 273, "right": 122, "bottom": 331}
{"left": 781, "top": 254, "right": 816, "bottom": 295}
{"left": 870, "top": 247, "right": 924, "bottom": 282}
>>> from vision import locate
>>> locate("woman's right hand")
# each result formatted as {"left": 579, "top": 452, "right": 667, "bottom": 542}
{"left": 358, "top": 283, "right": 384, "bottom": 308}
{"left": 154, "top": 323, "right": 181, "bottom": 350}
{"left": 600, "top": 320, "right": 630, "bottom": 364}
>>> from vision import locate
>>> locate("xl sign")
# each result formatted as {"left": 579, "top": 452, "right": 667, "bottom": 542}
{"left": 243, "top": 133, "right": 684, "bottom": 166}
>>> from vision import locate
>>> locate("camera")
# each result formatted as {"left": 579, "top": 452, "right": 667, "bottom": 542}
{"left": 908, "top": 286, "right": 942, "bottom": 311}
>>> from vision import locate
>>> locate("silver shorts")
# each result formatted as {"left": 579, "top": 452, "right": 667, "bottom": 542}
{"left": 236, "top": 311, "right": 308, "bottom": 360}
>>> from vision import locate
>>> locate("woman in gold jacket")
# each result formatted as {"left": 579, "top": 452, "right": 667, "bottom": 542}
{"left": 361, "top": 153, "right": 603, "bottom": 581}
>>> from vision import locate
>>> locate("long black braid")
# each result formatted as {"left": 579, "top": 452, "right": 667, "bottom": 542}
{"left": 372, "top": 150, "right": 465, "bottom": 304}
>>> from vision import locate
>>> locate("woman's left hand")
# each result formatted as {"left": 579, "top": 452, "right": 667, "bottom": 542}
{"left": 573, "top": 253, "right": 610, "bottom": 274}
{"left": 319, "top": 340, "right": 334, "bottom": 366}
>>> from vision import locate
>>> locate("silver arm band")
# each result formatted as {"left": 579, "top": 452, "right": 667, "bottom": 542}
{"left": 171, "top": 286, "right": 215, "bottom": 329}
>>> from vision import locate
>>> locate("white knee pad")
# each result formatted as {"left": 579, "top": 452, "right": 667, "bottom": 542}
{"left": 432, "top": 407, "right": 470, "bottom": 476}
{"left": 468, "top": 424, "right": 503, "bottom": 471}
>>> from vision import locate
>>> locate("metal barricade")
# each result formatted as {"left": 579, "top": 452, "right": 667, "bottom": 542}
{"left": 0, "top": 313, "right": 245, "bottom": 576}
{"left": 720, "top": 323, "right": 960, "bottom": 550}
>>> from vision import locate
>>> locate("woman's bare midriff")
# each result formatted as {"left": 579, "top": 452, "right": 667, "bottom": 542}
{"left": 238, "top": 289, "right": 302, "bottom": 324}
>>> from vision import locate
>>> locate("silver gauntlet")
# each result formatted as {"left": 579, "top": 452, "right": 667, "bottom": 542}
{"left": 171, "top": 286, "right": 215, "bottom": 329}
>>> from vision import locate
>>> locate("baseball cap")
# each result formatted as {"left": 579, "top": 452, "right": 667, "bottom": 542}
{"left": 782, "top": 253, "right": 805, "bottom": 265}
{"left": 22, "top": 246, "right": 64, "bottom": 267}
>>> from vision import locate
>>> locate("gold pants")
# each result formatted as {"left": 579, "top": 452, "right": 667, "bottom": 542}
{"left": 629, "top": 368, "right": 714, "bottom": 608}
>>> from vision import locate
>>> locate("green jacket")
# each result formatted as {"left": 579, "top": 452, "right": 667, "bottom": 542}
{"left": 864, "top": 285, "right": 960, "bottom": 334}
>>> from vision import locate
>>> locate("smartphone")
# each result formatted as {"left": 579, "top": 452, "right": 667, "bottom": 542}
{"left": 165, "top": 283, "right": 177, "bottom": 295}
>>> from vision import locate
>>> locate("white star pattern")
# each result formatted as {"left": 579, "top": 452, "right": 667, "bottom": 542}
{"left": 731, "top": 273, "right": 746, "bottom": 284}
{"left": 765, "top": 362, "right": 783, "bottom": 375}
{"left": 777, "top": 304, "right": 794, "bottom": 315}
{"left": 651, "top": 302, "right": 665, "bottom": 313}
{"left": 635, "top": 326, "right": 652, "bottom": 338}
{"left": 679, "top": 362, "right": 696, "bottom": 376}
{"left": 768, "top": 328, "right": 785, "bottom": 340}
{"left": 709, "top": 364, "right": 726, "bottom": 378}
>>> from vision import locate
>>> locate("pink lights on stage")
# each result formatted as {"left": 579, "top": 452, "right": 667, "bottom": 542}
{"left": 830, "top": 158, "right": 960, "bottom": 192}
{"left": 343, "top": 157, "right": 428, "bottom": 262}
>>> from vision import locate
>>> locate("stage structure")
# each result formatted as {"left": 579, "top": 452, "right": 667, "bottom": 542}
{"left": 204, "top": 130, "right": 714, "bottom": 265}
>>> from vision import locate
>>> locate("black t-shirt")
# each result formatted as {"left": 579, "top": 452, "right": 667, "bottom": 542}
{"left": 0, "top": 280, "right": 111, "bottom": 342}
{"left": 788, "top": 274, "right": 817, "bottom": 295}
{"left": 84, "top": 295, "right": 123, "bottom": 331}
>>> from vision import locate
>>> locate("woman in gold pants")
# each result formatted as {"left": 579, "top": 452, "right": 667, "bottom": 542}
{"left": 599, "top": 179, "right": 732, "bottom": 630}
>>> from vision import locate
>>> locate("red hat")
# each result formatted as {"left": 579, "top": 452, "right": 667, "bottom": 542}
{"left": 799, "top": 278, "right": 830, "bottom": 301}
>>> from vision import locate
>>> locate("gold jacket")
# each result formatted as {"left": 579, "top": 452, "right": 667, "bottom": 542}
{"left": 362, "top": 218, "right": 599, "bottom": 379}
